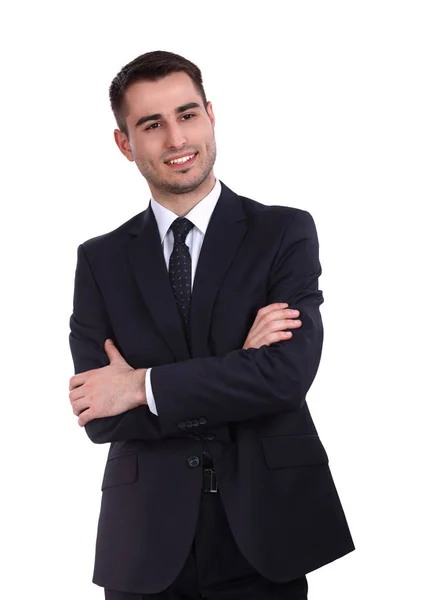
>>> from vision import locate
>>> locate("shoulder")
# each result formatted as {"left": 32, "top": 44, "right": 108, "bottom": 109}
{"left": 233, "top": 187, "right": 317, "bottom": 235}
{"left": 78, "top": 209, "right": 146, "bottom": 257}
{"left": 221, "top": 180, "right": 313, "bottom": 223}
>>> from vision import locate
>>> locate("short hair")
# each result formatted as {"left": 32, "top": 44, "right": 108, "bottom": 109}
{"left": 109, "top": 50, "right": 208, "bottom": 136}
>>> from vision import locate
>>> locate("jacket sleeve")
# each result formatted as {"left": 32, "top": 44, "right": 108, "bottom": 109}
{"left": 151, "top": 209, "right": 324, "bottom": 436}
{"left": 69, "top": 244, "right": 169, "bottom": 444}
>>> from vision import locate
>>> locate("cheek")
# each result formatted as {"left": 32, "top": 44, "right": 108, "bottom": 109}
{"left": 131, "top": 141, "right": 153, "bottom": 165}
{"left": 129, "top": 133, "right": 148, "bottom": 154}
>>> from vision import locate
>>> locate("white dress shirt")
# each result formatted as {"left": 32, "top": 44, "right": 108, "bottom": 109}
{"left": 145, "top": 178, "right": 222, "bottom": 416}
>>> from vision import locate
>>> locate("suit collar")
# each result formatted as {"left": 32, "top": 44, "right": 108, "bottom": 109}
{"left": 127, "top": 180, "right": 248, "bottom": 360}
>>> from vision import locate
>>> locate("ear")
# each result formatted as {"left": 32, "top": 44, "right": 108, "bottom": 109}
{"left": 114, "top": 129, "right": 134, "bottom": 162}
{"left": 206, "top": 101, "right": 215, "bottom": 128}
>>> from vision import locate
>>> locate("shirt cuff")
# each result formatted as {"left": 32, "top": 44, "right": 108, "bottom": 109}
{"left": 145, "top": 367, "right": 158, "bottom": 416}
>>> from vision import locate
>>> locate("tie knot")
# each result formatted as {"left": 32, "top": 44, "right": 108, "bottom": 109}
{"left": 170, "top": 217, "right": 194, "bottom": 244}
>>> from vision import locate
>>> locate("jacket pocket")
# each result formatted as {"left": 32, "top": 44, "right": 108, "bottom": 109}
{"left": 101, "top": 452, "right": 138, "bottom": 490}
{"left": 261, "top": 434, "right": 329, "bottom": 469}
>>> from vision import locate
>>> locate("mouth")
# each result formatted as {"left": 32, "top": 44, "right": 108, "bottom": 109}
{"left": 165, "top": 152, "right": 198, "bottom": 170}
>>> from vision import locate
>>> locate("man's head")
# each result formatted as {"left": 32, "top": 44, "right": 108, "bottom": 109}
{"left": 110, "top": 50, "right": 216, "bottom": 198}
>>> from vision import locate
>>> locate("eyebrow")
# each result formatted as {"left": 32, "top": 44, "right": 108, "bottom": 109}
{"left": 135, "top": 102, "right": 201, "bottom": 128}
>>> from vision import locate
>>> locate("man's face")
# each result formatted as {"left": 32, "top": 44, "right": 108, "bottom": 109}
{"left": 115, "top": 72, "right": 216, "bottom": 196}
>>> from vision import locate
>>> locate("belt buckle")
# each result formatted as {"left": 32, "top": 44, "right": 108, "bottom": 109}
{"left": 203, "top": 468, "right": 218, "bottom": 493}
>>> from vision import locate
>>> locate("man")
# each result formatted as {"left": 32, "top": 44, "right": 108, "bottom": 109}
{"left": 69, "top": 50, "right": 354, "bottom": 599}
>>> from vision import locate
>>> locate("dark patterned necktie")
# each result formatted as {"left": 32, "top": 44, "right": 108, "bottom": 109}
{"left": 169, "top": 217, "right": 194, "bottom": 344}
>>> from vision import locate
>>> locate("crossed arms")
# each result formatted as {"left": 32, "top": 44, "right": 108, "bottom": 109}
{"left": 69, "top": 210, "right": 324, "bottom": 443}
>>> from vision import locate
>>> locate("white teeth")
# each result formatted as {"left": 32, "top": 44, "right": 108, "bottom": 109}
{"left": 168, "top": 154, "right": 195, "bottom": 165}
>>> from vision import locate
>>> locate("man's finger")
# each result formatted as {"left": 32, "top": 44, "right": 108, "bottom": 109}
{"left": 252, "top": 303, "right": 288, "bottom": 328}
{"left": 72, "top": 397, "right": 91, "bottom": 416}
{"left": 104, "top": 338, "right": 126, "bottom": 365}
{"left": 78, "top": 407, "right": 96, "bottom": 427}
{"left": 69, "top": 386, "right": 85, "bottom": 403}
{"left": 258, "top": 303, "right": 288, "bottom": 316}
{"left": 69, "top": 371, "right": 91, "bottom": 391}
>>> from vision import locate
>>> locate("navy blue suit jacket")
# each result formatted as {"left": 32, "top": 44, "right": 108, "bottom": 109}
{"left": 69, "top": 181, "right": 354, "bottom": 594}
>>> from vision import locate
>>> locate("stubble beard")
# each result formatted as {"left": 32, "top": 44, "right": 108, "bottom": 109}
{"left": 135, "top": 138, "right": 217, "bottom": 196}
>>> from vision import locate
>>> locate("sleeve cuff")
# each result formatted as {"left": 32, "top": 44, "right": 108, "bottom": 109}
{"left": 145, "top": 367, "right": 158, "bottom": 416}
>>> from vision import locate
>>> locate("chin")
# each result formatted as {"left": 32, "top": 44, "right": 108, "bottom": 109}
{"left": 167, "top": 175, "right": 206, "bottom": 194}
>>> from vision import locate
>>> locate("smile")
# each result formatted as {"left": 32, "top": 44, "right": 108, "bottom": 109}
{"left": 165, "top": 153, "right": 198, "bottom": 168}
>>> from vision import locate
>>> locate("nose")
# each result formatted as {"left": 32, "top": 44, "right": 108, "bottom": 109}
{"left": 166, "top": 122, "right": 187, "bottom": 149}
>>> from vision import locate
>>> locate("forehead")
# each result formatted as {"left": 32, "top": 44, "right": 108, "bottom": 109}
{"left": 124, "top": 72, "right": 202, "bottom": 121}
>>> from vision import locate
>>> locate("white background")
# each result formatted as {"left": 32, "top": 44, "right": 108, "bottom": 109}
{"left": 1, "top": 1, "right": 424, "bottom": 598}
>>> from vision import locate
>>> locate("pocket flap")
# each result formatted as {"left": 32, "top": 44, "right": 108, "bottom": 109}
{"left": 261, "top": 435, "right": 328, "bottom": 469}
{"left": 101, "top": 452, "right": 138, "bottom": 490}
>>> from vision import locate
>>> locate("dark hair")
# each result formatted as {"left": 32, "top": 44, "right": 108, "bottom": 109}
{"left": 109, "top": 50, "right": 208, "bottom": 136}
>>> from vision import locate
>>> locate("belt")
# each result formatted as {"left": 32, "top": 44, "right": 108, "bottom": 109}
{"left": 202, "top": 445, "right": 218, "bottom": 493}
{"left": 202, "top": 468, "right": 218, "bottom": 493}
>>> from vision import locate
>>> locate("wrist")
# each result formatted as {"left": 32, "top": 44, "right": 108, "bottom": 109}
{"left": 133, "top": 368, "right": 147, "bottom": 406}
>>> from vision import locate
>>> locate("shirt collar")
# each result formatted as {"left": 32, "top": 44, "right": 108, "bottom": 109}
{"left": 150, "top": 178, "right": 222, "bottom": 244}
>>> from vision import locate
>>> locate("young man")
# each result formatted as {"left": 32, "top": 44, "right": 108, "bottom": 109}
{"left": 69, "top": 50, "right": 354, "bottom": 599}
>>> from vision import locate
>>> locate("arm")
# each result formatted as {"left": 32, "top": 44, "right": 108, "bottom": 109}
{"left": 152, "top": 210, "right": 324, "bottom": 437}
{"left": 69, "top": 244, "right": 166, "bottom": 443}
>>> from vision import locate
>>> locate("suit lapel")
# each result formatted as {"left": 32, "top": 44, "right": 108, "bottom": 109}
{"left": 190, "top": 182, "right": 247, "bottom": 357}
{"left": 127, "top": 205, "right": 191, "bottom": 361}
{"left": 126, "top": 181, "right": 248, "bottom": 361}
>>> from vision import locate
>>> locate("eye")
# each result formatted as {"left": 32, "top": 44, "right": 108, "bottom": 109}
{"left": 145, "top": 114, "right": 195, "bottom": 131}
{"left": 145, "top": 122, "right": 160, "bottom": 131}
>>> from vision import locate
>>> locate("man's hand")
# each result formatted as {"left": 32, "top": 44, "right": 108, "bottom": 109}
{"left": 243, "top": 303, "right": 302, "bottom": 350}
{"left": 69, "top": 339, "right": 147, "bottom": 427}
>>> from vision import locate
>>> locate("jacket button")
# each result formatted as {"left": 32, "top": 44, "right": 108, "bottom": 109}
{"left": 188, "top": 456, "right": 200, "bottom": 468}
{"left": 204, "top": 434, "right": 215, "bottom": 441}
{"left": 192, "top": 419, "right": 199, "bottom": 427}
{"left": 185, "top": 420, "right": 193, "bottom": 428}
{"left": 178, "top": 422, "right": 186, "bottom": 429}
{"left": 199, "top": 417, "right": 207, "bottom": 425}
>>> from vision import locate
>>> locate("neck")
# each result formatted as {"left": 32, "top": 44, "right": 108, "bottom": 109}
{"left": 149, "top": 172, "right": 216, "bottom": 217}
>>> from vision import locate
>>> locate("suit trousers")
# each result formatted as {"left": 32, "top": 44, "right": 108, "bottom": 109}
{"left": 104, "top": 487, "right": 308, "bottom": 599}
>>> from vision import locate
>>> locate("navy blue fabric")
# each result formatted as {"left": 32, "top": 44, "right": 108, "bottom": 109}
{"left": 104, "top": 492, "right": 308, "bottom": 599}
{"left": 69, "top": 181, "right": 355, "bottom": 594}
